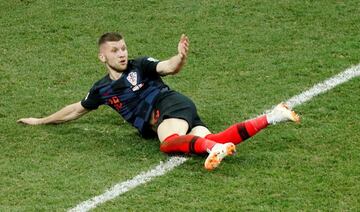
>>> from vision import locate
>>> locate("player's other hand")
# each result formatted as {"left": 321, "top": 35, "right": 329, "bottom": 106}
{"left": 178, "top": 34, "right": 189, "bottom": 59}
{"left": 17, "top": 118, "right": 42, "bottom": 125}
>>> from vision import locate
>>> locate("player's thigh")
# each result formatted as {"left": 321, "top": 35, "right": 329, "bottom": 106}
{"left": 157, "top": 118, "right": 189, "bottom": 142}
{"left": 188, "top": 126, "right": 211, "bottom": 138}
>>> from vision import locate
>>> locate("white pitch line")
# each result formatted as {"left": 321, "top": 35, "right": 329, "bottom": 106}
{"left": 69, "top": 63, "right": 360, "bottom": 212}
{"left": 286, "top": 64, "right": 360, "bottom": 108}
{"left": 69, "top": 156, "right": 187, "bottom": 212}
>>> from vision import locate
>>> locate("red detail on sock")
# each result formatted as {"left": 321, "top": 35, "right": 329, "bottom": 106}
{"left": 164, "top": 133, "right": 179, "bottom": 142}
{"left": 205, "top": 115, "right": 269, "bottom": 145}
{"left": 160, "top": 134, "right": 216, "bottom": 154}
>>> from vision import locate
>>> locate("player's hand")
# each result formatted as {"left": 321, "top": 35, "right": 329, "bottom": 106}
{"left": 17, "top": 118, "right": 43, "bottom": 125}
{"left": 178, "top": 34, "right": 189, "bottom": 59}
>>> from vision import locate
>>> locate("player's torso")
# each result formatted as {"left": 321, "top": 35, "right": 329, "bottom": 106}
{"left": 95, "top": 60, "right": 166, "bottom": 123}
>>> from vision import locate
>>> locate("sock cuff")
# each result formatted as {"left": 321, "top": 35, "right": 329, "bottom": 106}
{"left": 204, "top": 134, "right": 213, "bottom": 140}
{"left": 164, "top": 133, "right": 179, "bottom": 142}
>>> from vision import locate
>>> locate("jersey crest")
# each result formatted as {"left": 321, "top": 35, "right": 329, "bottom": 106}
{"left": 127, "top": 72, "right": 138, "bottom": 86}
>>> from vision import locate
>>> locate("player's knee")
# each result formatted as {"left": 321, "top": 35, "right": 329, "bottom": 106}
{"left": 188, "top": 126, "right": 211, "bottom": 138}
{"left": 157, "top": 118, "right": 189, "bottom": 142}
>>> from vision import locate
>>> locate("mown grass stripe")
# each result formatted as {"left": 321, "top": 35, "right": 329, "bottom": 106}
{"left": 69, "top": 63, "right": 360, "bottom": 212}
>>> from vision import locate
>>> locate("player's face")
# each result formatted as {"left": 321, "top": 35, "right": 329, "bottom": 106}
{"left": 100, "top": 39, "right": 128, "bottom": 72}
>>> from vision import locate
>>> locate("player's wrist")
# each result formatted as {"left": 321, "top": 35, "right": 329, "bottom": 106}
{"left": 37, "top": 118, "right": 47, "bottom": 125}
{"left": 178, "top": 52, "right": 187, "bottom": 61}
{"left": 177, "top": 52, "right": 183, "bottom": 59}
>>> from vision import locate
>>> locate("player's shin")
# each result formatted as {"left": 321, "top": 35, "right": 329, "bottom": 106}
{"left": 205, "top": 115, "right": 268, "bottom": 145}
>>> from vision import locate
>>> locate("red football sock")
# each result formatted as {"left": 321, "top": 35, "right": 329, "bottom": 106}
{"left": 205, "top": 115, "right": 269, "bottom": 145}
{"left": 160, "top": 134, "right": 217, "bottom": 154}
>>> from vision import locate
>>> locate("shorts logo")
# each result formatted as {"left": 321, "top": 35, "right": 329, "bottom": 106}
{"left": 147, "top": 57, "right": 159, "bottom": 62}
{"left": 84, "top": 92, "right": 90, "bottom": 100}
{"left": 127, "top": 72, "right": 137, "bottom": 86}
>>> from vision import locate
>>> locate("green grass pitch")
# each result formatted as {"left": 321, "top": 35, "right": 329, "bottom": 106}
{"left": 1, "top": 0, "right": 360, "bottom": 211}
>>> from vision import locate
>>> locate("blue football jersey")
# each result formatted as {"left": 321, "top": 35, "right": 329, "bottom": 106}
{"left": 81, "top": 57, "right": 169, "bottom": 134}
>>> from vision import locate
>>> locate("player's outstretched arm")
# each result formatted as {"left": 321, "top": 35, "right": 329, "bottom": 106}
{"left": 17, "top": 101, "right": 89, "bottom": 125}
{"left": 156, "top": 34, "right": 189, "bottom": 76}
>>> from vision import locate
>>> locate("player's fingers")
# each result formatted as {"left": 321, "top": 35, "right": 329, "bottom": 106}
{"left": 180, "top": 34, "right": 185, "bottom": 42}
{"left": 184, "top": 42, "right": 189, "bottom": 49}
{"left": 180, "top": 42, "right": 187, "bottom": 50}
{"left": 185, "top": 35, "right": 189, "bottom": 43}
{"left": 17, "top": 118, "right": 29, "bottom": 124}
{"left": 17, "top": 118, "right": 39, "bottom": 125}
{"left": 181, "top": 34, "right": 189, "bottom": 44}
{"left": 180, "top": 43, "right": 188, "bottom": 51}
{"left": 178, "top": 35, "right": 189, "bottom": 57}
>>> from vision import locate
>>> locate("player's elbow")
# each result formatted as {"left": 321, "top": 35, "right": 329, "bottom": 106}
{"left": 73, "top": 102, "right": 89, "bottom": 116}
{"left": 65, "top": 102, "right": 89, "bottom": 121}
{"left": 168, "top": 67, "right": 181, "bottom": 75}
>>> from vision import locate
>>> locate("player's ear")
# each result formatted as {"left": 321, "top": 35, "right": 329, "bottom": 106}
{"left": 98, "top": 53, "right": 106, "bottom": 63}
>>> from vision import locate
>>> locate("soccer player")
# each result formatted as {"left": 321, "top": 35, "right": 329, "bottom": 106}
{"left": 17, "top": 32, "right": 300, "bottom": 170}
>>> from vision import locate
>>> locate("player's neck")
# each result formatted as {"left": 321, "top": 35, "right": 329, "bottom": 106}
{"left": 107, "top": 65, "right": 123, "bottom": 80}
{"left": 109, "top": 71, "right": 122, "bottom": 81}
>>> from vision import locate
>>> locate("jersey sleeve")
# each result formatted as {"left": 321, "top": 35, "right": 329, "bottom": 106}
{"left": 81, "top": 87, "right": 102, "bottom": 110}
{"left": 137, "top": 56, "right": 161, "bottom": 75}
